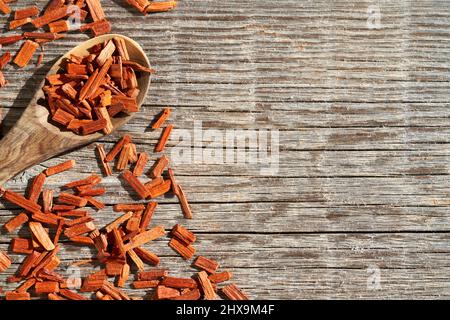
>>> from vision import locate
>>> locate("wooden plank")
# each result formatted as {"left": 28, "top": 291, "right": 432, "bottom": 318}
{"left": 0, "top": 0, "right": 449, "bottom": 300}
{"left": 2, "top": 203, "right": 450, "bottom": 233}
{"left": 2, "top": 233, "right": 450, "bottom": 299}
{"left": 3, "top": 102, "right": 450, "bottom": 128}
{"left": 0, "top": 2, "right": 450, "bottom": 106}
{"left": 0, "top": 144, "right": 448, "bottom": 177}
{"left": 2, "top": 175, "right": 449, "bottom": 206}
{"left": 2, "top": 122, "right": 448, "bottom": 153}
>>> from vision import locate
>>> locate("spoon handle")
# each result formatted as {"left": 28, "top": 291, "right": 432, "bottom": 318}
{"left": 0, "top": 102, "right": 103, "bottom": 186}
{"left": 0, "top": 113, "right": 53, "bottom": 186}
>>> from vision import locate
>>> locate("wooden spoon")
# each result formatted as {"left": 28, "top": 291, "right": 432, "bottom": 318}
{"left": 0, "top": 34, "right": 151, "bottom": 186}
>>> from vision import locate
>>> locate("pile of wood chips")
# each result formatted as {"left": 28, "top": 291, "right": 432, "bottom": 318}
{"left": 0, "top": 0, "right": 176, "bottom": 86}
{"left": 44, "top": 38, "right": 155, "bottom": 135}
{"left": 0, "top": 107, "right": 249, "bottom": 300}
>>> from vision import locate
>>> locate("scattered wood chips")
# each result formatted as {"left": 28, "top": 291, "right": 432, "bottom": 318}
{"left": 0, "top": 106, "right": 248, "bottom": 300}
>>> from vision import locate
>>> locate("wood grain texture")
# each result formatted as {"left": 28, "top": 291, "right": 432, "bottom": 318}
{"left": 0, "top": 0, "right": 449, "bottom": 299}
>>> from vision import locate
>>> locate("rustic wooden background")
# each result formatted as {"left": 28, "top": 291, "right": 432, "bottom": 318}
{"left": 1, "top": 0, "right": 450, "bottom": 299}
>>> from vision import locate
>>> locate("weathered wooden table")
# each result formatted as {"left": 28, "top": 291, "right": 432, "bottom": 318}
{"left": 1, "top": 0, "right": 449, "bottom": 299}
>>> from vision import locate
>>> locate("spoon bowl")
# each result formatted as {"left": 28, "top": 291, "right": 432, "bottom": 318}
{"left": 0, "top": 34, "right": 151, "bottom": 186}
